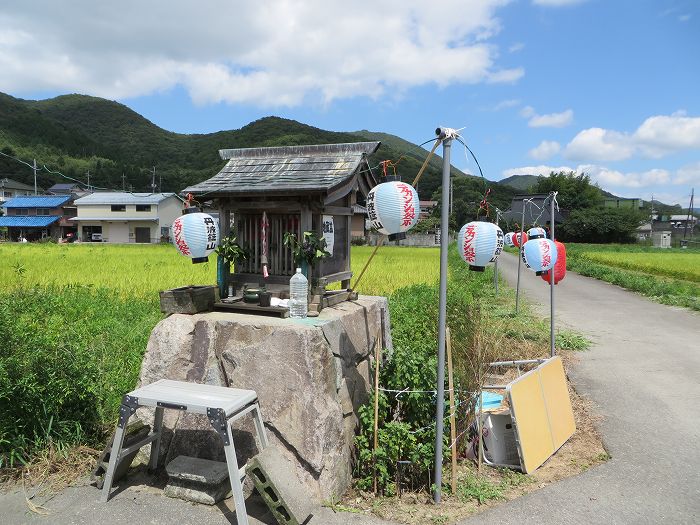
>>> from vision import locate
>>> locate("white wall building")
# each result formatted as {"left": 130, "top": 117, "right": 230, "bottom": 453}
{"left": 71, "top": 192, "right": 182, "bottom": 243}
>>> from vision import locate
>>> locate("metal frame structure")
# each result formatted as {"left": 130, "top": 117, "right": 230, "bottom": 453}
{"left": 101, "top": 380, "right": 269, "bottom": 525}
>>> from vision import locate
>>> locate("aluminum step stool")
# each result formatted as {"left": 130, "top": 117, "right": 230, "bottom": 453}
{"left": 101, "top": 379, "right": 268, "bottom": 525}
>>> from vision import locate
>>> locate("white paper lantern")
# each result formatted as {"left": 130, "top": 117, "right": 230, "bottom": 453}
{"left": 458, "top": 221, "right": 504, "bottom": 271}
{"left": 504, "top": 232, "right": 515, "bottom": 247}
{"left": 172, "top": 209, "right": 219, "bottom": 264}
{"left": 527, "top": 226, "right": 547, "bottom": 239}
{"left": 522, "top": 238, "right": 558, "bottom": 275}
{"left": 366, "top": 181, "right": 420, "bottom": 236}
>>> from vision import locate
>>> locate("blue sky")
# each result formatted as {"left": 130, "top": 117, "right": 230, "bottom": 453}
{"left": 0, "top": 0, "right": 698, "bottom": 206}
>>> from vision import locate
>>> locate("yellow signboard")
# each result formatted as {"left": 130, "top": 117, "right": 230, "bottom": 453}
{"left": 506, "top": 356, "right": 575, "bottom": 473}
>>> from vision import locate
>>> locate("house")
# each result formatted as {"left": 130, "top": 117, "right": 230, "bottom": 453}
{"left": 419, "top": 200, "right": 438, "bottom": 220}
{"left": 0, "top": 178, "right": 38, "bottom": 207}
{"left": 71, "top": 192, "right": 182, "bottom": 243}
{"left": 351, "top": 203, "right": 368, "bottom": 238}
{"left": 47, "top": 182, "right": 90, "bottom": 198}
{"left": 182, "top": 142, "right": 380, "bottom": 291}
{"left": 0, "top": 195, "right": 74, "bottom": 241}
{"left": 503, "top": 194, "right": 566, "bottom": 228}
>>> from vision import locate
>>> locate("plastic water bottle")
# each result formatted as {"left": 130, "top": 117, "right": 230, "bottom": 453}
{"left": 289, "top": 268, "right": 308, "bottom": 319}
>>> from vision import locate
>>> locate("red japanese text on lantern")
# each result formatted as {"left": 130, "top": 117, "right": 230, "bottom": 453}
{"left": 397, "top": 183, "right": 415, "bottom": 227}
{"left": 462, "top": 223, "right": 477, "bottom": 263}
{"left": 541, "top": 240, "right": 551, "bottom": 269}
{"left": 173, "top": 218, "right": 191, "bottom": 256}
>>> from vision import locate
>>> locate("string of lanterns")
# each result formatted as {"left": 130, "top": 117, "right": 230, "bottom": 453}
{"left": 172, "top": 195, "right": 220, "bottom": 264}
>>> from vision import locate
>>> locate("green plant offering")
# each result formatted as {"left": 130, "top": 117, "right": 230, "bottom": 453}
{"left": 283, "top": 231, "right": 331, "bottom": 266}
{"left": 215, "top": 234, "right": 248, "bottom": 266}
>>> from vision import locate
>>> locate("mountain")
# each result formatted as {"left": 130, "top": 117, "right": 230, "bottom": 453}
{"left": 0, "top": 93, "right": 516, "bottom": 216}
{"left": 499, "top": 174, "right": 542, "bottom": 192}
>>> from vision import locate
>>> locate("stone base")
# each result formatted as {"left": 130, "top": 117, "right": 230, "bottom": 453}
{"left": 164, "top": 455, "right": 230, "bottom": 505}
{"left": 138, "top": 295, "right": 392, "bottom": 502}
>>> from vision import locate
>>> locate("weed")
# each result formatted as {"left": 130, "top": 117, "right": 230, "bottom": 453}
{"left": 456, "top": 472, "right": 505, "bottom": 504}
{"left": 556, "top": 330, "right": 590, "bottom": 351}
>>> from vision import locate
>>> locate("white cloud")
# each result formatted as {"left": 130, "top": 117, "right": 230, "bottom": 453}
{"left": 519, "top": 106, "right": 573, "bottom": 127}
{"left": 532, "top": 0, "right": 588, "bottom": 6}
{"left": 508, "top": 42, "right": 525, "bottom": 53}
{"left": 529, "top": 140, "right": 561, "bottom": 160}
{"left": 674, "top": 161, "right": 700, "bottom": 185}
{"left": 565, "top": 128, "right": 635, "bottom": 161}
{"left": 501, "top": 164, "right": 574, "bottom": 179}
{"left": 564, "top": 113, "right": 700, "bottom": 162}
{"left": 0, "top": 0, "right": 520, "bottom": 107}
{"left": 679, "top": 14, "right": 691, "bottom": 22}
{"left": 528, "top": 109, "right": 573, "bottom": 128}
{"left": 501, "top": 162, "right": 699, "bottom": 205}
{"left": 489, "top": 98, "right": 520, "bottom": 111}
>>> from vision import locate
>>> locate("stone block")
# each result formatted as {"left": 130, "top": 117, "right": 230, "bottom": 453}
{"left": 247, "top": 447, "right": 316, "bottom": 525}
{"left": 164, "top": 455, "right": 230, "bottom": 505}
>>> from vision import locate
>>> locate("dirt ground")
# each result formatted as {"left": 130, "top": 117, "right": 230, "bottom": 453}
{"left": 335, "top": 351, "right": 609, "bottom": 525}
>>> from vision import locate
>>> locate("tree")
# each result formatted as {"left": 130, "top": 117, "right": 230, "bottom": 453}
{"left": 558, "top": 207, "right": 645, "bottom": 243}
{"left": 533, "top": 171, "right": 603, "bottom": 210}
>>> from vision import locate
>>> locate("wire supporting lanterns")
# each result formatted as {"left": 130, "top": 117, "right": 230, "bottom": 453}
{"left": 172, "top": 207, "right": 219, "bottom": 264}
{"left": 522, "top": 238, "right": 558, "bottom": 275}
{"left": 528, "top": 226, "right": 547, "bottom": 239}
{"left": 541, "top": 241, "right": 567, "bottom": 284}
{"left": 504, "top": 232, "right": 515, "bottom": 247}
{"left": 458, "top": 221, "right": 504, "bottom": 272}
{"left": 513, "top": 231, "right": 528, "bottom": 248}
{"left": 366, "top": 181, "right": 421, "bottom": 239}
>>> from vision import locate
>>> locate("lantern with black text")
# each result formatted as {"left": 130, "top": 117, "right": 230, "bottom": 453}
{"left": 513, "top": 231, "right": 528, "bottom": 248}
{"left": 528, "top": 226, "right": 546, "bottom": 239}
{"left": 541, "top": 241, "right": 567, "bottom": 284}
{"left": 366, "top": 181, "right": 420, "bottom": 240}
{"left": 458, "top": 221, "right": 504, "bottom": 271}
{"left": 171, "top": 208, "right": 219, "bottom": 264}
{"left": 504, "top": 232, "right": 515, "bottom": 247}
{"left": 522, "top": 238, "right": 558, "bottom": 275}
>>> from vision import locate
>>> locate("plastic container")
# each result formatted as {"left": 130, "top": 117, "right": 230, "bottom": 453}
{"left": 288, "top": 268, "right": 308, "bottom": 319}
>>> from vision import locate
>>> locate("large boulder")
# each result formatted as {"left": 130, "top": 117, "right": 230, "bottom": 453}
{"left": 136, "top": 295, "right": 391, "bottom": 500}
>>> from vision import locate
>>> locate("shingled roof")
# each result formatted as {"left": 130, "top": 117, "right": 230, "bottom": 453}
{"left": 182, "top": 142, "right": 380, "bottom": 197}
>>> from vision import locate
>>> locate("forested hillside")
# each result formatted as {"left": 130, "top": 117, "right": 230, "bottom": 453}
{"left": 0, "top": 92, "right": 518, "bottom": 224}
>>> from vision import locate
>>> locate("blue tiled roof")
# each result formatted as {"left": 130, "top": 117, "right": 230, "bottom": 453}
{"left": 3, "top": 195, "right": 71, "bottom": 208}
{"left": 0, "top": 216, "right": 60, "bottom": 227}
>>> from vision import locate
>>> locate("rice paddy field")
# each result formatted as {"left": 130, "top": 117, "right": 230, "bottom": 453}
{"left": 0, "top": 243, "right": 440, "bottom": 299}
{"left": 565, "top": 244, "right": 700, "bottom": 310}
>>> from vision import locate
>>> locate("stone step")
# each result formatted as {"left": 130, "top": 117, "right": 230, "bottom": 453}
{"left": 165, "top": 455, "right": 231, "bottom": 505}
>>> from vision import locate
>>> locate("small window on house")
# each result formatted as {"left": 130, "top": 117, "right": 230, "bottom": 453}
{"left": 136, "top": 205, "right": 151, "bottom": 212}
{"left": 16, "top": 209, "right": 29, "bottom": 216}
{"left": 36, "top": 208, "right": 51, "bottom": 216}
{"left": 111, "top": 205, "right": 126, "bottom": 212}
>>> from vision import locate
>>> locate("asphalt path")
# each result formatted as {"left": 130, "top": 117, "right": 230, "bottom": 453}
{"left": 460, "top": 252, "right": 700, "bottom": 525}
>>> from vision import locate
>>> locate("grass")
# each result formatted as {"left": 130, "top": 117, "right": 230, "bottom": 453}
{"left": 566, "top": 244, "right": 700, "bottom": 311}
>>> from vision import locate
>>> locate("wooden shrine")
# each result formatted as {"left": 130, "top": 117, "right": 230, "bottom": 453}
{"left": 182, "top": 142, "right": 380, "bottom": 308}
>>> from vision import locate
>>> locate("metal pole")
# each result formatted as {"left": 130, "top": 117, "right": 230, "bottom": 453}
{"left": 515, "top": 201, "right": 526, "bottom": 313}
{"left": 494, "top": 210, "right": 501, "bottom": 295}
{"left": 33, "top": 159, "right": 37, "bottom": 195}
{"left": 433, "top": 131, "right": 452, "bottom": 504}
{"left": 550, "top": 193, "right": 556, "bottom": 357}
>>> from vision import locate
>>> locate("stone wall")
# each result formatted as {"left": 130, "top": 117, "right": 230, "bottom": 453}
{"left": 137, "top": 296, "right": 392, "bottom": 501}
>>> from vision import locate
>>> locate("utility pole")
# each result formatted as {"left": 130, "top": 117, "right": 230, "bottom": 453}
{"left": 122, "top": 173, "right": 126, "bottom": 191}
{"left": 151, "top": 166, "right": 157, "bottom": 193}
{"left": 684, "top": 188, "right": 694, "bottom": 241}
{"left": 650, "top": 194, "right": 654, "bottom": 241}
{"left": 33, "top": 159, "right": 37, "bottom": 195}
{"left": 158, "top": 170, "right": 162, "bottom": 193}
{"left": 86, "top": 170, "right": 91, "bottom": 192}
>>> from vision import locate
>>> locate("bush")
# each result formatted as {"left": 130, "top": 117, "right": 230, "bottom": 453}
{"left": 0, "top": 285, "right": 161, "bottom": 467}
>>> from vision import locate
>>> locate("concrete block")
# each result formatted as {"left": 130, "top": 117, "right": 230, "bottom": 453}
{"left": 164, "top": 455, "right": 230, "bottom": 505}
{"left": 247, "top": 447, "right": 316, "bottom": 525}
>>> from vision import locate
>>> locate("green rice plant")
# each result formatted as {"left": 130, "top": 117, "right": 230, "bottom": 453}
{"left": 566, "top": 244, "right": 700, "bottom": 311}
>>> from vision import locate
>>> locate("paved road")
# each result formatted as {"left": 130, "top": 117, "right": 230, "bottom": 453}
{"left": 460, "top": 252, "right": 700, "bottom": 525}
